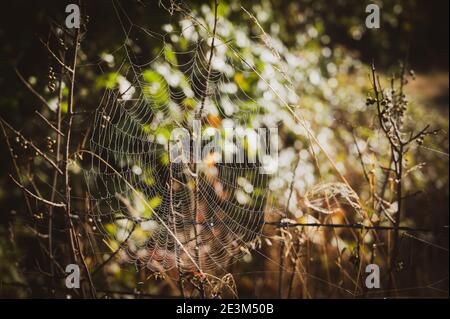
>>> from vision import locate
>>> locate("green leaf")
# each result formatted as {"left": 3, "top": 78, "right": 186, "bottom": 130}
{"left": 96, "top": 72, "right": 119, "bottom": 89}
{"left": 164, "top": 45, "right": 177, "bottom": 64}
{"left": 142, "top": 70, "right": 170, "bottom": 108}
{"left": 148, "top": 196, "right": 162, "bottom": 210}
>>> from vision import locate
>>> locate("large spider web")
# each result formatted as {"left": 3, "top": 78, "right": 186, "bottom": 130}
{"left": 82, "top": 1, "right": 276, "bottom": 274}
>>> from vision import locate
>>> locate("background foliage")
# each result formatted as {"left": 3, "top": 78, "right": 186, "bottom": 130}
{"left": 0, "top": 0, "right": 448, "bottom": 298}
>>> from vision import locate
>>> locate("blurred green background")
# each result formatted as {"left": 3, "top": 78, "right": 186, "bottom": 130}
{"left": 0, "top": 0, "right": 448, "bottom": 298}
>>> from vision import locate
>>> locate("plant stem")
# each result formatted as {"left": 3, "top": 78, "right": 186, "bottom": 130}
{"left": 64, "top": 26, "right": 96, "bottom": 298}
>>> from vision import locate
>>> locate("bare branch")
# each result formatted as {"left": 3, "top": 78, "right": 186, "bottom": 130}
{"left": 35, "top": 111, "right": 66, "bottom": 137}
{"left": 265, "top": 221, "right": 443, "bottom": 233}
{"left": 39, "top": 38, "right": 74, "bottom": 73}
{"left": 0, "top": 117, "right": 63, "bottom": 174}
{"left": 14, "top": 68, "right": 52, "bottom": 110}
{"left": 9, "top": 175, "right": 66, "bottom": 207}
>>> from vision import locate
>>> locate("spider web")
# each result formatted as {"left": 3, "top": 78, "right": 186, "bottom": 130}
{"left": 82, "top": 1, "right": 275, "bottom": 274}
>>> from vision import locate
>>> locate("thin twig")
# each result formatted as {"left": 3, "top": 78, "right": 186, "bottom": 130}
{"left": 196, "top": 0, "right": 219, "bottom": 120}
{"left": 0, "top": 121, "right": 34, "bottom": 216}
{"left": 191, "top": 0, "right": 219, "bottom": 299}
{"left": 168, "top": 144, "right": 185, "bottom": 298}
{"left": 63, "top": 25, "right": 97, "bottom": 299}
{"left": 351, "top": 130, "right": 370, "bottom": 183}
{"left": 9, "top": 175, "right": 66, "bottom": 207}
{"left": 39, "top": 38, "right": 74, "bottom": 73}
{"left": 92, "top": 224, "right": 137, "bottom": 276}
{"left": 14, "top": 68, "right": 53, "bottom": 110}
{"left": 278, "top": 154, "right": 300, "bottom": 298}
{"left": 35, "top": 110, "right": 66, "bottom": 137}
{"left": 48, "top": 57, "right": 66, "bottom": 295}
{"left": 265, "top": 221, "right": 444, "bottom": 233}
{"left": 0, "top": 117, "right": 63, "bottom": 174}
